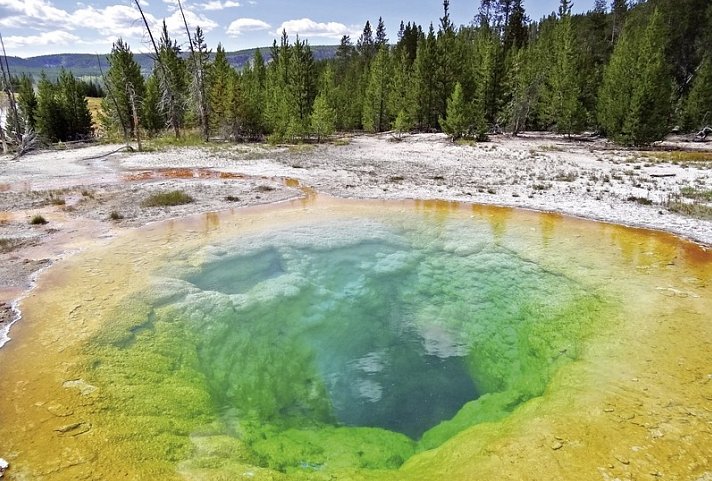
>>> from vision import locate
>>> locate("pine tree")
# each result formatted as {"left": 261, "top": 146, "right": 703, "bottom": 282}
{"left": 17, "top": 74, "right": 37, "bottom": 130}
{"left": 36, "top": 74, "right": 63, "bottom": 141}
{"left": 209, "top": 44, "right": 232, "bottom": 136}
{"left": 288, "top": 37, "right": 316, "bottom": 139}
{"left": 156, "top": 21, "right": 189, "bottom": 137}
{"left": 226, "top": 69, "right": 248, "bottom": 139}
{"left": 598, "top": 22, "right": 636, "bottom": 136}
{"left": 142, "top": 74, "right": 164, "bottom": 135}
{"left": 435, "top": 0, "right": 460, "bottom": 126}
{"left": 599, "top": 8, "right": 671, "bottom": 145}
{"left": 188, "top": 26, "right": 211, "bottom": 141}
{"left": 57, "top": 69, "right": 93, "bottom": 140}
{"left": 102, "top": 39, "right": 145, "bottom": 138}
{"left": 503, "top": 0, "right": 529, "bottom": 52}
{"left": 412, "top": 26, "right": 438, "bottom": 130}
{"left": 473, "top": 29, "right": 497, "bottom": 132}
{"left": 682, "top": 55, "right": 712, "bottom": 130}
{"left": 265, "top": 33, "right": 291, "bottom": 140}
{"left": 440, "top": 82, "right": 471, "bottom": 140}
{"left": 311, "top": 92, "right": 336, "bottom": 142}
{"left": 387, "top": 48, "right": 414, "bottom": 128}
{"left": 549, "top": 0, "right": 582, "bottom": 135}
{"left": 362, "top": 46, "right": 391, "bottom": 132}
{"left": 35, "top": 71, "right": 92, "bottom": 142}
{"left": 393, "top": 109, "right": 411, "bottom": 139}
{"left": 623, "top": 8, "right": 671, "bottom": 145}
{"left": 357, "top": 21, "right": 376, "bottom": 61}
{"left": 375, "top": 17, "right": 388, "bottom": 46}
{"left": 243, "top": 49, "right": 266, "bottom": 136}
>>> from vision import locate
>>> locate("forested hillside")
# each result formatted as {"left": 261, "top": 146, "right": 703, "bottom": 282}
{"left": 3, "top": 46, "right": 339, "bottom": 80}
{"left": 4, "top": 0, "right": 712, "bottom": 148}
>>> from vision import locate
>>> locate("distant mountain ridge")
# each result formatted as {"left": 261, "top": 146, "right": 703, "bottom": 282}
{"left": 5, "top": 45, "right": 339, "bottom": 80}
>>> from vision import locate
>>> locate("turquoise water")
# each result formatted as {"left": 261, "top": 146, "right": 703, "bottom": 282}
{"left": 90, "top": 216, "right": 606, "bottom": 473}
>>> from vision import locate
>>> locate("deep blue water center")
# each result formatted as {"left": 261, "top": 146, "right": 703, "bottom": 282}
{"left": 315, "top": 309, "right": 478, "bottom": 439}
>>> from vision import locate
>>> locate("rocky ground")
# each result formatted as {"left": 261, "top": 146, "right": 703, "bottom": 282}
{"left": 1, "top": 132, "right": 711, "bottom": 337}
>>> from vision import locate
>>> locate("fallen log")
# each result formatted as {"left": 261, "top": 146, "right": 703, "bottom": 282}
{"left": 693, "top": 126, "right": 711, "bottom": 142}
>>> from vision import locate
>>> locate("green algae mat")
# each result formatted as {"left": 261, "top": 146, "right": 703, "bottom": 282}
{"left": 1, "top": 198, "right": 711, "bottom": 481}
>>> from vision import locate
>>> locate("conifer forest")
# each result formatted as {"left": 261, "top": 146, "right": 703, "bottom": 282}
{"left": 6, "top": 0, "right": 712, "bottom": 147}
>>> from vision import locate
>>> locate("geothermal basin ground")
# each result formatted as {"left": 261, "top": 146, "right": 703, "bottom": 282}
{"left": 0, "top": 132, "right": 711, "bottom": 480}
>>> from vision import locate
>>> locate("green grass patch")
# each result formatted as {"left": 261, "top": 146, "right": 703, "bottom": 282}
{"left": 680, "top": 186, "right": 712, "bottom": 201}
{"left": 642, "top": 150, "right": 712, "bottom": 165}
{"left": 48, "top": 195, "right": 66, "bottom": 206}
{"left": 143, "top": 131, "right": 207, "bottom": 151}
{"left": 141, "top": 190, "right": 195, "bottom": 208}
{"left": 0, "top": 238, "right": 22, "bottom": 253}
{"left": 627, "top": 195, "right": 653, "bottom": 205}
{"left": 667, "top": 200, "right": 712, "bottom": 220}
{"left": 29, "top": 214, "right": 48, "bottom": 225}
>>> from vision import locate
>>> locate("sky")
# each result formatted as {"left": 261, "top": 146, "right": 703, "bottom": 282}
{"left": 0, "top": 0, "right": 592, "bottom": 58}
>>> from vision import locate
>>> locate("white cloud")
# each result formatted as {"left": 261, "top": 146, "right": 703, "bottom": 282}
{"left": 0, "top": 0, "right": 72, "bottom": 28}
{"left": 199, "top": 0, "right": 240, "bottom": 10}
{"left": 0, "top": 0, "right": 218, "bottom": 55}
{"left": 71, "top": 4, "right": 154, "bottom": 38}
{"left": 226, "top": 17, "right": 270, "bottom": 36}
{"left": 275, "top": 18, "right": 358, "bottom": 39}
{"left": 3, "top": 30, "right": 80, "bottom": 48}
{"left": 163, "top": 8, "right": 219, "bottom": 35}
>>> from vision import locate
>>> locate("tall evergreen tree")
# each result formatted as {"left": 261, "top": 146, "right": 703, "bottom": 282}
{"left": 17, "top": 74, "right": 37, "bottom": 130}
{"left": 36, "top": 74, "right": 63, "bottom": 141}
{"left": 142, "top": 74, "right": 164, "bottom": 135}
{"left": 599, "top": 8, "right": 671, "bottom": 145}
{"left": 363, "top": 46, "right": 391, "bottom": 132}
{"left": 549, "top": 0, "right": 582, "bottom": 135}
{"left": 209, "top": 44, "right": 232, "bottom": 136}
{"left": 35, "top": 71, "right": 92, "bottom": 142}
{"left": 188, "top": 26, "right": 211, "bottom": 141}
{"left": 622, "top": 8, "right": 672, "bottom": 145}
{"left": 357, "top": 21, "right": 376, "bottom": 61}
{"left": 435, "top": 0, "right": 460, "bottom": 126}
{"left": 440, "top": 82, "right": 472, "bottom": 140}
{"left": 375, "top": 17, "right": 388, "bottom": 46}
{"left": 102, "top": 39, "right": 145, "bottom": 138}
{"left": 412, "top": 26, "right": 438, "bottom": 129}
{"left": 682, "top": 55, "right": 712, "bottom": 130}
{"left": 57, "top": 69, "right": 93, "bottom": 140}
{"left": 387, "top": 48, "right": 415, "bottom": 130}
{"left": 311, "top": 92, "right": 336, "bottom": 142}
{"left": 288, "top": 36, "right": 317, "bottom": 139}
{"left": 156, "top": 21, "right": 189, "bottom": 137}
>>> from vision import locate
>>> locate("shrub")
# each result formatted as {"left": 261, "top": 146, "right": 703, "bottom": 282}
{"left": 141, "top": 190, "right": 194, "bottom": 208}
{"left": 30, "top": 214, "right": 48, "bottom": 225}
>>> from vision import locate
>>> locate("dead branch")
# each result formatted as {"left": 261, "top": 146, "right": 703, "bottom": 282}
{"left": 133, "top": 0, "right": 180, "bottom": 139}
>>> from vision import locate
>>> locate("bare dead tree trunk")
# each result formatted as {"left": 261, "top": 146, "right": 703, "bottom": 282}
{"left": 0, "top": 124, "right": 7, "bottom": 154}
{"left": 177, "top": 0, "right": 209, "bottom": 142}
{"left": 0, "top": 31, "right": 21, "bottom": 143}
{"left": 97, "top": 54, "right": 130, "bottom": 147}
{"left": 133, "top": 0, "right": 180, "bottom": 139}
{"left": 128, "top": 84, "right": 142, "bottom": 151}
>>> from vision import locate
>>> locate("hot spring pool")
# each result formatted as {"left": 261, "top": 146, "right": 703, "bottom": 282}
{"left": 1, "top": 198, "right": 710, "bottom": 480}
